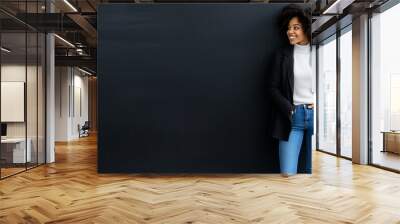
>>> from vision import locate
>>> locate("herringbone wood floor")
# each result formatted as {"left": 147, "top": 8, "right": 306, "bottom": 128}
{"left": 1, "top": 135, "right": 400, "bottom": 224}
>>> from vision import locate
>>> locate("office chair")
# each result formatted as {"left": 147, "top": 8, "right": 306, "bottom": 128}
{"left": 79, "top": 121, "right": 90, "bottom": 138}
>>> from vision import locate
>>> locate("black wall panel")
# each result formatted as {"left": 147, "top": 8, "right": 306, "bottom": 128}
{"left": 98, "top": 3, "right": 308, "bottom": 173}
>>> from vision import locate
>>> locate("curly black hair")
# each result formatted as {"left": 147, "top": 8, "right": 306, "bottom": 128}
{"left": 278, "top": 4, "right": 311, "bottom": 44}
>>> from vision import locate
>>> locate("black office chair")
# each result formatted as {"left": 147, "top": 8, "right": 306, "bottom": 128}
{"left": 79, "top": 121, "right": 90, "bottom": 138}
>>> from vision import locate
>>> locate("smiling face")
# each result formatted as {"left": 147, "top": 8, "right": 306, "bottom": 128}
{"left": 286, "top": 17, "right": 309, "bottom": 45}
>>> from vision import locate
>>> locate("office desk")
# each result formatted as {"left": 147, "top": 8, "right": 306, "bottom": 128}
{"left": 1, "top": 138, "right": 32, "bottom": 163}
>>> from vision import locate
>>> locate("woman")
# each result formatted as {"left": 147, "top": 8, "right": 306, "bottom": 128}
{"left": 269, "top": 5, "right": 314, "bottom": 177}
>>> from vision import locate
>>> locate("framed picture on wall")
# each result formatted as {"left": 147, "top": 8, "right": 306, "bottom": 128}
{"left": 1, "top": 81, "right": 25, "bottom": 122}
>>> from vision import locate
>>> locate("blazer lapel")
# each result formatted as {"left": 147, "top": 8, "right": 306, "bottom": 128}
{"left": 283, "top": 45, "right": 294, "bottom": 97}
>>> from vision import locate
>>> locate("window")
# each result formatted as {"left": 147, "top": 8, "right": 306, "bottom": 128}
{"left": 317, "top": 36, "right": 337, "bottom": 155}
{"left": 339, "top": 27, "right": 352, "bottom": 158}
{"left": 370, "top": 3, "right": 400, "bottom": 171}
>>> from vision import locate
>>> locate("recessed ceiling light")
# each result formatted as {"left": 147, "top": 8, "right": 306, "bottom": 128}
{"left": 322, "top": 0, "right": 354, "bottom": 15}
{"left": 63, "top": 0, "right": 78, "bottom": 12}
{"left": 78, "top": 67, "right": 93, "bottom": 76}
{"left": 1, "top": 47, "right": 11, "bottom": 53}
{"left": 54, "top": 34, "right": 75, "bottom": 48}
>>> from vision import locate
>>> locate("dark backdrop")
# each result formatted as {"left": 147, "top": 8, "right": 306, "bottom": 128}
{"left": 98, "top": 3, "right": 309, "bottom": 173}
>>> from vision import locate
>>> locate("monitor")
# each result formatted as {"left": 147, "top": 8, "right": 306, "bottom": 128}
{"left": 1, "top": 123, "right": 7, "bottom": 137}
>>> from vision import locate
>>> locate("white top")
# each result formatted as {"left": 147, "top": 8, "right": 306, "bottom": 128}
{"left": 293, "top": 43, "right": 315, "bottom": 105}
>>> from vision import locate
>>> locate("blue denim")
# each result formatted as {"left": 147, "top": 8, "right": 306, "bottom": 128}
{"left": 279, "top": 105, "right": 314, "bottom": 175}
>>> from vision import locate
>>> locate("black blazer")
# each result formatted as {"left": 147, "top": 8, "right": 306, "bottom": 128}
{"left": 269, "top": 44, "right": 295, "bottom": 141}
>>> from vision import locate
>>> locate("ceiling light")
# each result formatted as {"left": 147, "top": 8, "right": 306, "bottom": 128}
{"left": 54, "top": 34, "right": 75, "bottom": 48}
{"left": 323, "top": 0, "right": 341, "bottom": 14}
{"left": 78, "top": 67, "right": 93, "bottom": 76}
{"left": 1, "top": 47, "right": 11, "bottom": 53}
{"left": 322, "top": 0, "right": 354, "bottom": 14}
{"left": 63, "top": 0, "right": 78, "bottom": 12}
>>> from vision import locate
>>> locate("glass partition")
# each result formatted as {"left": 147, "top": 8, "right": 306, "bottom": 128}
{"left": 339, "top": 27, "right": 352, "bottom": 158}
{"left": 1, "top": 31, "right": 28, "bottom": 177}
{"left": 0, "top": 1, "right": 46, "bottom": 179}
{"left": 27, "top": 30, "right": 38, "bottom": 169}
{"left": 370, "top": 4, "right": 400, "bottom": 171}
{"left": 317, "top": 35, "right": 337, "bottom": 155}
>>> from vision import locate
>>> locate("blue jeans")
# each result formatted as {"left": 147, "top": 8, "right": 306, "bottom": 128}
{"left": 279, "top": 105, "right": 314, "bottom": 175}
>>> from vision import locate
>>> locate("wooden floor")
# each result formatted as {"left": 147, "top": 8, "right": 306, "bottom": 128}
{"left": 1, "top": 135, "right": 400, "bottom": 223}
{"left": 1, "top": 167, "right": 26, "bottom": 178}
{"left": 1, "top": 163, "right": 44, "bottom": 178}
{"left": 372, "top": 151, "right": 400, "bottom": 171}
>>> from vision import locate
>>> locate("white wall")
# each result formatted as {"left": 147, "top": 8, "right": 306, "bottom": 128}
{"left": 72, "top": 72, "right": 89, "bottom": 138}
{"left": 55, "top": 66, "right": 70, "bottom": 141}
{"left": 55, "top": 67, "right": 89, "bottom": 141}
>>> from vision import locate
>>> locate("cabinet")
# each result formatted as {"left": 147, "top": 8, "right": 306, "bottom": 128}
{"left": 382, "top": 131, "right": 400, "bottom": 154}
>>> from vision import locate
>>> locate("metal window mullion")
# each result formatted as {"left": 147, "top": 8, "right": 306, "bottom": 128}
{"left": 44, "top": 0, "right": 52, "bottom": 165}
{"left": 69, "top": 68, "right": 71, "bottom": 118}
{"left": 44, "top": 29, "right": 47, "bottom": 164}
{"left": 25, "top": 0, "right": 28, "bottom": 171}
{"left": 337, "top": 28, "right": 341, "bottom": 157}
{"left": 72, "top": 68, "right": 75, "bottom": 118}
{"left": 316, "top": 44, "right": 320, "bottom": 150}
{"left": 367, "top": 11, "right": 373, "bottom": 165}
{"left": 0, "top": 22, "right": 2, "bottom": 179}
{"left": 36, "top": 0, "right": 39, "bottom": 167}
